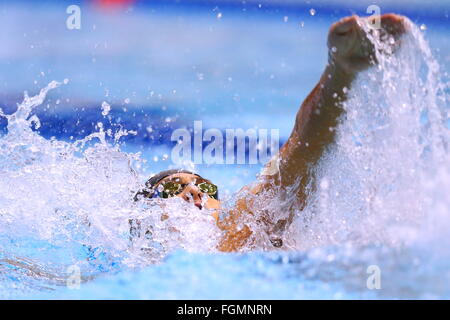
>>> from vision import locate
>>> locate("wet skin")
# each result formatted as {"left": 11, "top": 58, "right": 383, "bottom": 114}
{"left": 216, "top": 14, "right": 408, "bottom": 252}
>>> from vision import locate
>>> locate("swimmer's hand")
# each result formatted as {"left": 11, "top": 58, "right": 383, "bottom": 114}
{"left": 328, "top": 14, "right": 407, "bottom": 73}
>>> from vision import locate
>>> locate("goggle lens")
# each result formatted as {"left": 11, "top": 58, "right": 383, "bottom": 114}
{"left": 158, "top": 181, "right": 218, "bottom": 199}
{"left": 197, "top": 182, "right": 218, "bottom": 198}
{"left": 160, "top": 181, "right": 183, "bottom": 198}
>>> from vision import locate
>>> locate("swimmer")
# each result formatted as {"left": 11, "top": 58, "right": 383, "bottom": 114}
{"left": 133, "top": 169, "right": 220, "bottom": 211}
{"left": 133, "top": 14, "right": 407, "bottom": 252}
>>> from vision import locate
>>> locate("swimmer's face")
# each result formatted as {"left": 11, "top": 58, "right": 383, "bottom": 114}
{"left": 328, "top": 14, "right": 407, "bottom": 73}
{"left": 154, "top": 173, "right": 220, "bottom": 210}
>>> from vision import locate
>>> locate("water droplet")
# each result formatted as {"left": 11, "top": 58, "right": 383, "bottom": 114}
{"left": 217, "top": 12, "right": 222, "bottom": 19}
{"left": 420, "top": 24, "right": 427, "bottom": 31}
{"left": 101, "top": 101, "right": 111, "bottom": 116}
{"left": 309, "top": 8, "right": 316, "bottom": 16}
{"left": 283, "top": 16, "right": 288, "bottom": 23}
{"left": 320, "top": 178, "right": 329, "bottom": 190}
{"left": 331, "top": 46, "right": 337, "bottom": 53}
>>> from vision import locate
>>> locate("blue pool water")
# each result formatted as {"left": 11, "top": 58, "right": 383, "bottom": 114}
{"left": 0, "top": 0, "right": 450, "bottom": 299}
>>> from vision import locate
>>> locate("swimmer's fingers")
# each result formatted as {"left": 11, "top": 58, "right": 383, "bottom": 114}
{"left": 328, "top": 15, "right": 361, "bottom": 54}
{"left": 365, "top": 14, "right": 410, "bottom": 58}
{"left": 370, "top": 13, "right": 409, "bottom": 39}
{"left": 327, "top": 15, "right": 374, "bottom": 72}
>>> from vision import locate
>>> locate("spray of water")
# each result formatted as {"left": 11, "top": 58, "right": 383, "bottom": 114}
{"left": 0, "top": 17, "right": 449, "bottom": 298}
{"left": 282, "top": 20, "right": 450, "bottom": 255}
{"left": 0, "top": 81, "right": 221, "bottom": 291}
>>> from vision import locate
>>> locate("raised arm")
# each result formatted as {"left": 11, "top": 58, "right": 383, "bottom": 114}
{"left": 217, "top": 14, "right": 407, "bottom": 252}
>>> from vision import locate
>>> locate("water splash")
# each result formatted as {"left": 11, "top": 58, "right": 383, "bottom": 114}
{"left": 0, "top": 81, "right": 221, "bottom": 297}
{"left": 1, "top": 17, "right": 449, "bottom": 299}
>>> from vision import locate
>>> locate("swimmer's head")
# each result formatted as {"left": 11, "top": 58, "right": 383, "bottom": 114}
{"left": 134, "top": 169, "right": 220, "bottom": 210}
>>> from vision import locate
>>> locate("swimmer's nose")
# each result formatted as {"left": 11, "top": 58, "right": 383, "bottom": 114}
{"left": 194, "top": 201, "right": 203, "bottom": 210}
{"left": 179, "top": 185, "right": 204, "bottom": 210}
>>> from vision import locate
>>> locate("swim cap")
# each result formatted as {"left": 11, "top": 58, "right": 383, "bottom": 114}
{"left": 144, "top": 169, "right": 200, "bottom": 190}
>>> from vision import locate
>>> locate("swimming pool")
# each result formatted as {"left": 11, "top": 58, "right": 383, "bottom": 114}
{"left": 0, "top": 0, "right": 449, "bottom": 299}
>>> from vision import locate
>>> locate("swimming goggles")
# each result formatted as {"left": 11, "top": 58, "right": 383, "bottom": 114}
{"left": 156, "top": 181, "right": 219, "bottom": 200}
